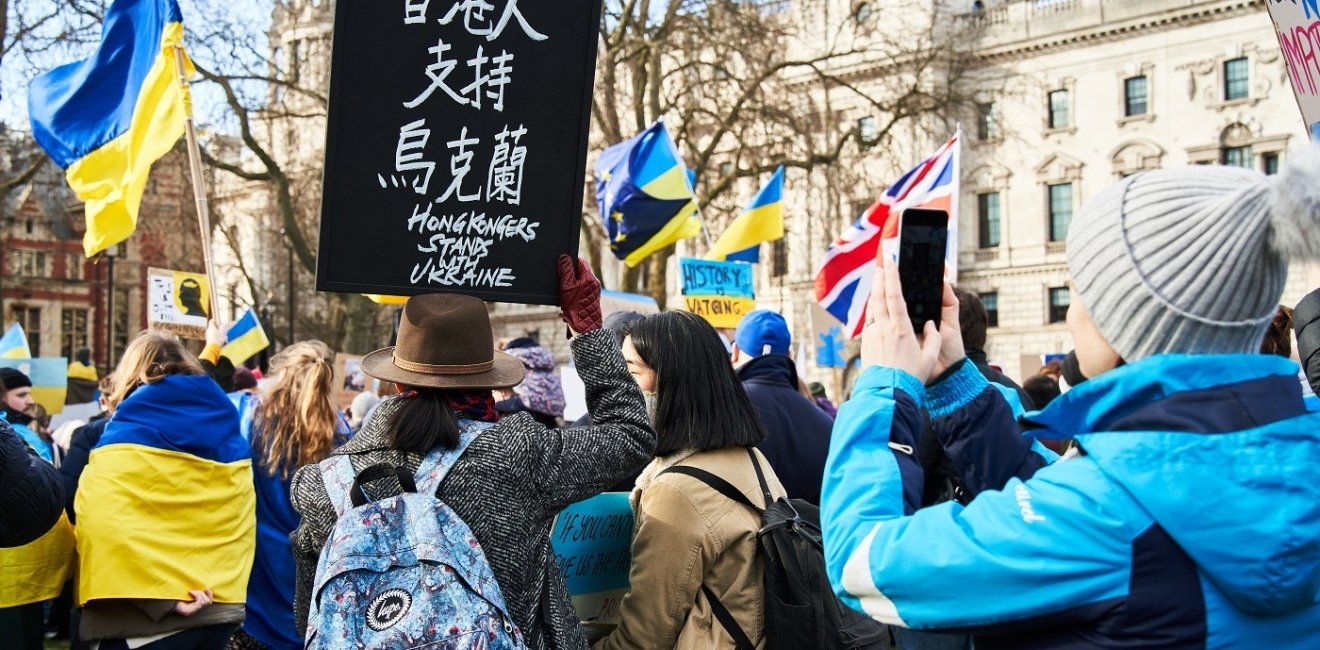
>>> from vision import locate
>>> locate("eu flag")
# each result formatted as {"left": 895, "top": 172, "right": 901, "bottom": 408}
{"left": 595, "top": 121, "right": 701, "bottom": 267}
{"left": 28, "top": 0, "right": 193, "bottom": 258}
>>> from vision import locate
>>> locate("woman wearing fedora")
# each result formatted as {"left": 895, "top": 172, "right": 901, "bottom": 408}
{"left": 289, "top": 256, "right": 655, "bottom": 650}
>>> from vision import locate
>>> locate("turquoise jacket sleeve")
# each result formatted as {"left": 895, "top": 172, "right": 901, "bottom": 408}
{"left": 822, "top": 365, "right": 1142, "bottom": 632}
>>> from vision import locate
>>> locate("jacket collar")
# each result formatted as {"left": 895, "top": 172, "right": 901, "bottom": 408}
{"left": 1023, "top": 354, "right": 1305, "bottom": 440}
{"left": 736, "top": 354, "right": 798, "bottom": 388}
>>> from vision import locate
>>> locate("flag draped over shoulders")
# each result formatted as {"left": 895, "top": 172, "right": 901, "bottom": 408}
{"left": 27, "top": 0, "right": 193, "bottom": 258}
{"left": 75, "top": 373, "right": 255, "bottom": 605}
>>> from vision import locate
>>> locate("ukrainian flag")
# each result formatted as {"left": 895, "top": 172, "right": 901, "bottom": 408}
{"left": 75, "top": 373, "right": 255, "bottom": 605}
{"left": 28, "top": 0, "right": 193, "bottom": 258}
{"left": 222, "top": 308, "right": 270, "bottom": 365}
{"left": 707, "top": 166, "right": 785, "bottom": 263}
{"left": 0, "top": 324, "right": 32, "bottom": 359}
{"left": 595, "top": 121, "right": 701, "bottom": 267}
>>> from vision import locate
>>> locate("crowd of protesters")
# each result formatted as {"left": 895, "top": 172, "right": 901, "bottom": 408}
{"left": 4, "top": 150, "right": 1320, "bottom": 650}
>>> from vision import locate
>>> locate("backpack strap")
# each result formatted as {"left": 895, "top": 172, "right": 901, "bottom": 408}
{"left": 321, "top": 455, "right": 360, "bottom": 518}
{"left": 661, "top": 466, "right": 760, "bottom": 511}
{"left": 415, "top": 419, "right": 494, "bottom": 496}
{"left": 745, "top": 448, "right": 773, "bottom": 507}
{"left": 702, "top": 585, "right": 756, "bottom": 650}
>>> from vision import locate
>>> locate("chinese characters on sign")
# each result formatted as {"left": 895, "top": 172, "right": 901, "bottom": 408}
{"left": 317, "top": 0, "right": 603, "bottom": 304}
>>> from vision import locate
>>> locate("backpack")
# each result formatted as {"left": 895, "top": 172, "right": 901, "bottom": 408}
{"left": 663, "top": 448, "right": 890, "bottom": 650}
{"left": 306, "top": 420, "right": 526, "bottom": 650}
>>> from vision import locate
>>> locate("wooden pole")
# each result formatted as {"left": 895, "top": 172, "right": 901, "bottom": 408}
{"left": 171, "top": 46, "right": 222, "bottom": 323}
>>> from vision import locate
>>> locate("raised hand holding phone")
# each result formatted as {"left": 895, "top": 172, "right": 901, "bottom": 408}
{"left": 860, "top": 260, "right": 942, "bottom": 384}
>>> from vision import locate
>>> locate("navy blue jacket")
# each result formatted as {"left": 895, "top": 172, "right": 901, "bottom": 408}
{"left": 823, "top": 355, "right": 1320, "bottom": 648}
{"left": 738, "top": 354, "right": 832, "bottom": 505}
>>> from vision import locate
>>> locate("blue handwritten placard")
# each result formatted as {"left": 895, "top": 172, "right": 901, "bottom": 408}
{"left": 551, "top": 492, "right": 634, "bottom": 597}
{"left": 680, "top": 257, "right": 756, "bottom": 328}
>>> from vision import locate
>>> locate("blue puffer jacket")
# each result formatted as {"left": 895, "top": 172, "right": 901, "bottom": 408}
{"left": 822, "top": 354, "right": 1320, "bottom": 648}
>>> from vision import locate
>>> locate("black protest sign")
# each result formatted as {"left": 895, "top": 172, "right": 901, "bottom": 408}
{"left": 316, "top": 0, "right": 603, "bottom": 304}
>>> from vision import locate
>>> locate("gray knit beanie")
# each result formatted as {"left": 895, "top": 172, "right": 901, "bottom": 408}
{"left": 1067, "top": 146, "right": 1320, "bottom": 361}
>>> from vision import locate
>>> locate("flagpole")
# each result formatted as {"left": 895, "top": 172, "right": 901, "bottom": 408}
{"left": 171, "top": 46, "right": 222, "bottom": 324}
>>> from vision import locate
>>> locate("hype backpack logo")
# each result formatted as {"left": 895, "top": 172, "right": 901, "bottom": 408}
{"left": 306, "top": 420, "right": 526, "bottom": 649}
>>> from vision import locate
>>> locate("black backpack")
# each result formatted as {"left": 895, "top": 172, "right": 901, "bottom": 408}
{"left": 662, "top": 448, "right": 890, "bottom": 650}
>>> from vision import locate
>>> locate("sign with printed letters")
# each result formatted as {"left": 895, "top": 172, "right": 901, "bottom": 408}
{"left": 1267, "top": 0, "right": 1320, "bottom": 139}
{"left": 316, "top": 0, "right": 605, "bottom": 304}
{"left": 679, "top": 257, "right": 756, "bottom": 329}
{"left": 147, "top": 267, "right": 210, "bottom": 339}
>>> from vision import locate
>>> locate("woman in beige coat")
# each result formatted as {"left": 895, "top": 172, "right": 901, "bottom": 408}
{"left": 595, "top": 311, "right": 786, "bottom": 650}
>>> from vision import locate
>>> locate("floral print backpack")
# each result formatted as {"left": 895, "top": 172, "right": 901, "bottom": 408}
{"left": 306, "top": 420, "right": 525, "bottom": 649}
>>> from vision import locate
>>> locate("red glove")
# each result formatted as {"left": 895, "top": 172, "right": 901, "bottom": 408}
{"left": 558, "top": 254, "right": 603, "bottom": 335}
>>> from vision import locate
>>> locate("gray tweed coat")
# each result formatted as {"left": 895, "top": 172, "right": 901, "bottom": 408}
{"left": 289, "top": 328, "right": 654, "bottom": 650}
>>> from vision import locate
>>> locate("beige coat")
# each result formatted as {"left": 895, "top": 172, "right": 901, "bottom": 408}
{"left": 596, "top": 446, "right": 786, "bottom": 650}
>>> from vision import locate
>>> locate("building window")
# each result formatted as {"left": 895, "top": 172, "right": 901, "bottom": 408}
{"left": 1262, "top": 152, "right": 1280, "bottom": 175}
{"left": 66, "top": 254, "right": 83, "bottom": 281}
{"left": 1224, "top": 57, "right": 1249, "bottom": 101}
{"left": 1048, "top": 89, "right": 1071, "bottom": 129}
{"left": 1048, "top": 183, "right": 1073, "bottom": 242}
{"left": 1048, "top": 287, "right": 1070, "bottom": 324}
{"left": 978, "top": 192, "right": 1001, "bottom": 248}
{"left": 14, "top": 250, "right": 47, "bottom": 276}
{"left": 771, "top": 239, "right": 789, "bottom": 278}
{"left": 1222, "top": 146, "right": 1252, "bottom": 168}
{"left": 1124, "top": 76, "right": 1148, "bottom": 117}
{"left": 980, "top": 292, "right": 999, "bottom": 328}
{"left": 12, "top": 307, "right": 41, "bottom": 356}
{"left": 61, "top": 309, "right": 89, "bottom": 360}
{"left": 858, "top": 116, "right": 878, "bottom": 146}
{"left": 977, "top": 102, "right": 1000, "bottom": 141}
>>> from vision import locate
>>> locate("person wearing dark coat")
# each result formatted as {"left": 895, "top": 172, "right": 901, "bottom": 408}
{"left": 290, "top": 257, "right": 654, "bottom": 650}
{"left": 732, "top": 310, "right": 833, "bottom": 506}
{"left": 0, "top": 419, "right": 64, "bottom": 548}
{"left": 57, "top": 417, "right": 108, "bottom": 523}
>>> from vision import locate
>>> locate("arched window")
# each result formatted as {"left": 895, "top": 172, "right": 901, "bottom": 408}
{"left": 1220, "top": 123, "right": 1252, "bottom": 168}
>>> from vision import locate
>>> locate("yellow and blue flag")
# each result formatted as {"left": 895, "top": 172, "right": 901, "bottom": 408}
{"left": 707, "top": 166, "right": 785, "bottom": 263}
{"left": 0, "top": 359, "right": 69, "bottom": 416}
{"left": 595, "top": 121, "right": 701, "bottom": 267}
{"left": 28, "top": 0, "right": 193, "bottom": 258}
{"left": 222, "top": 308, "right": 270, "bottom": 365}
{"left": 0, "top": 324, "right": 32, "bottom": 359}
{"left": 76, "top": 373, "right": 255, "bottom": 605}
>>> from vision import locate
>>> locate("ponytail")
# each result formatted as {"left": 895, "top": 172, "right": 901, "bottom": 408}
{"left": 254, "top": 341, "right": 342, "bottom": 478}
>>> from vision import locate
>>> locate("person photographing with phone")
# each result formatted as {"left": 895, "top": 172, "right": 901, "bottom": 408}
{"left": 822, "top": 152, "right": 1320, "bottom": 648}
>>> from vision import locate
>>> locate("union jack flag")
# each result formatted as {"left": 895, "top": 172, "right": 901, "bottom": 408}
{"left": 814, "top": 133, "right": 961, "bottom": 338}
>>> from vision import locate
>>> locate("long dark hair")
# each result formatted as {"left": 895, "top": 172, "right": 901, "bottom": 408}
{"left": 629, "top": 311, "right": 766, "bottom": 455}
{"left": 384, "top": 388, "right": 460, "bottom": 455}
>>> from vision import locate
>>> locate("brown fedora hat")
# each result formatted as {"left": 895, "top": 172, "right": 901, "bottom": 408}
{"left": 360, "top": 293, "right": 525, "bottom": 390}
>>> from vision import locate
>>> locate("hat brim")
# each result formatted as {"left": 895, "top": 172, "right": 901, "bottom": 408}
{"left": 360, "top": 346, "right": 526, "bottom": 391}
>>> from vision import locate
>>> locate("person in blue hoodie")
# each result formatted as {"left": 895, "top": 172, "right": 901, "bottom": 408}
{"left": 822, "top": 151, "right": 1320, "bottom": 648}
{"left": 0, "top": 368, "right": 50, "bottom": 462}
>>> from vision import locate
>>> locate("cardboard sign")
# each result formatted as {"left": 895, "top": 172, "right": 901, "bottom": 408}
{"left": 679, "top": 258, "right": 755, "bottom": 329}
{"left": 1267, "top": 1, "right": 1320, "bottom": 138}
{"left": 550, "top": 492, "right": 634, "bottom": 624}
{"left": 810, "top": 303, "right": 848, "bottom": 369}
{"left": 334, "top": 353, "right": 371, "bottom": 411}
{"left": 0, "top": 358, "right": 67, "bottom": 416}
{"left": 316, "top": 0, "right": 605, "bottom": 305}
{"left": 147, "top": 267, "right": 210, "bottom": 339}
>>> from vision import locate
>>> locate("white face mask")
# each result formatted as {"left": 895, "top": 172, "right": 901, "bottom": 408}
{"left": 643, "top": 391, "right": 658, "bottom": 425}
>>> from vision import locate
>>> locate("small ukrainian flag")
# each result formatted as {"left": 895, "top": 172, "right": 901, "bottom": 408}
{"left": 707, "top": 166, "right": 785, "bottom": 263}
{"left": 222, "top": 308, "right": 270, "bottom": 365}
{"left": 0, "top": 324, "right": 32, "bottom": 360}
{"left": 27, "top": 0, "right": 193, "bottom": 258}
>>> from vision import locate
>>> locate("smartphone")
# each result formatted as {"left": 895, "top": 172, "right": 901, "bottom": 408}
{"left": 897, "top": 208, "right": 949, "bottom": 332}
